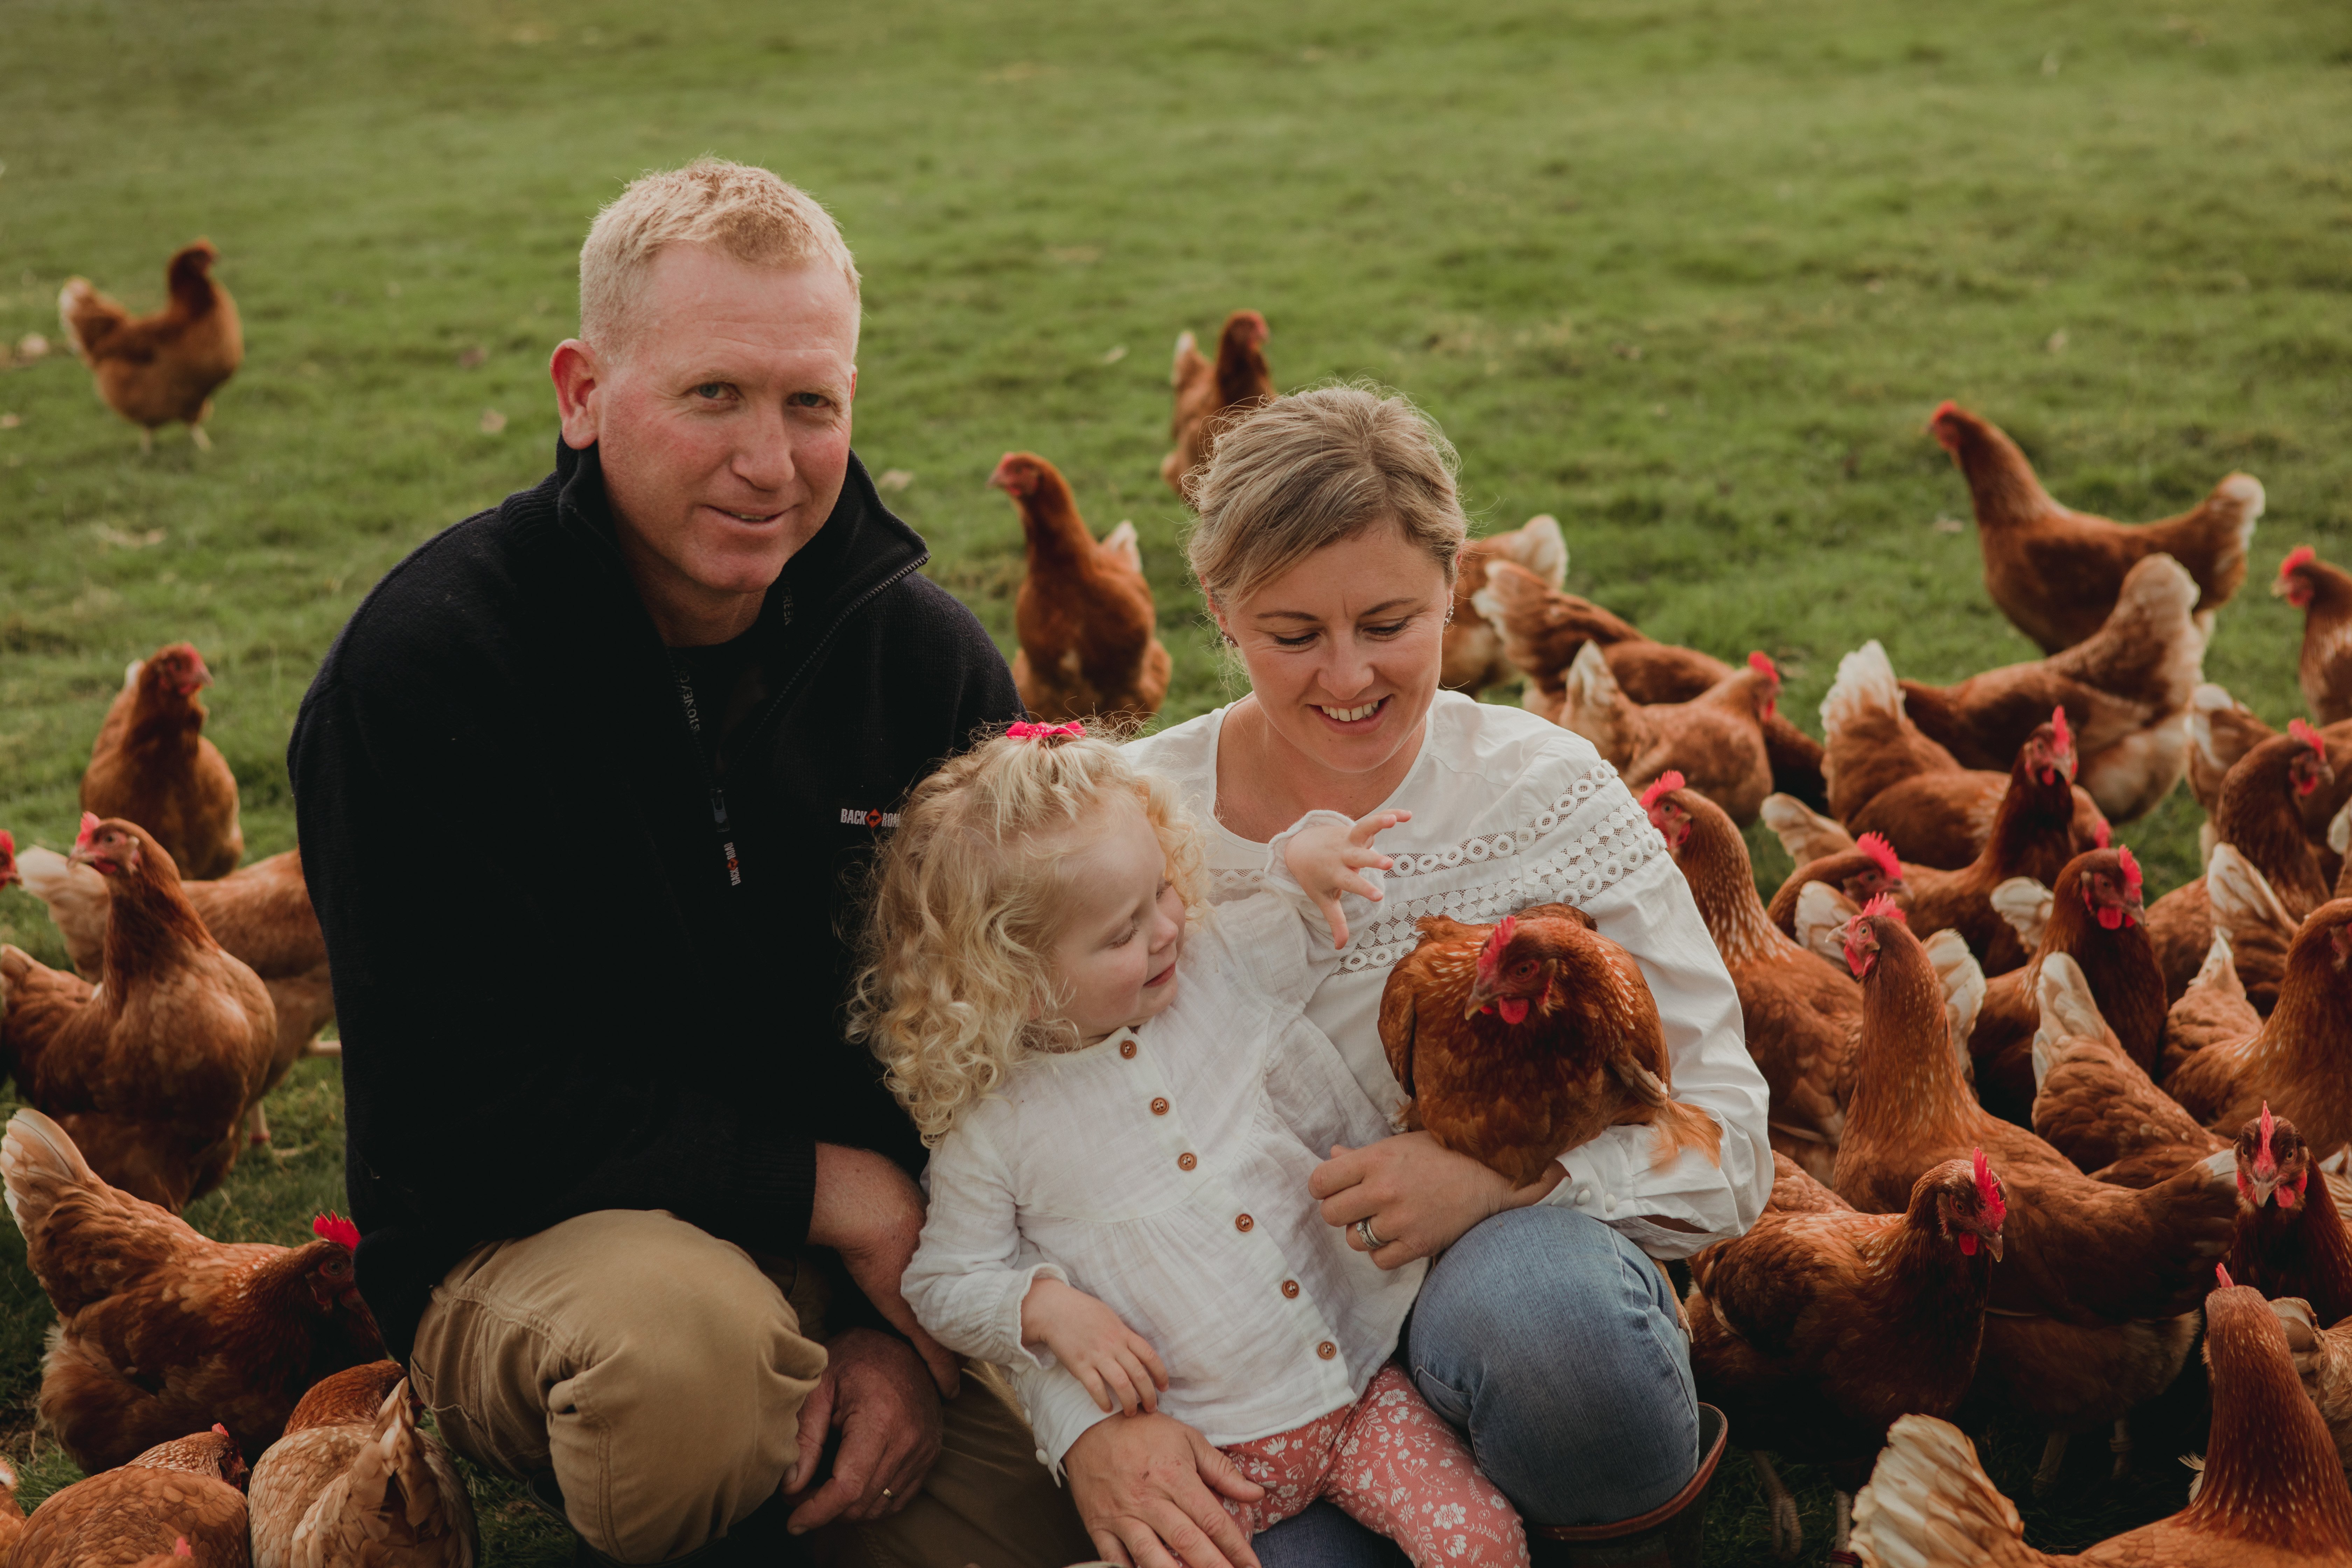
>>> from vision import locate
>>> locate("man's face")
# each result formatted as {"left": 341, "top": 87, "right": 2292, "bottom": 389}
{"left": 554, "top": 245, "right": 859, "bottom": 628}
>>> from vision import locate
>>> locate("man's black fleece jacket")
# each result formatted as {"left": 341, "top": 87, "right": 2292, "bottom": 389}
{"left": 289, "top": 440, "right": 1021, "bottom": 1358}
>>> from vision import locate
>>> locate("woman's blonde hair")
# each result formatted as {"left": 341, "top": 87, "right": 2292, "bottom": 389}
{"left": 1186, "top": 383, "right": 1469, "bottom": 612}
{"left": 849, "top": 726, "right": 1203, "bottom": 1147}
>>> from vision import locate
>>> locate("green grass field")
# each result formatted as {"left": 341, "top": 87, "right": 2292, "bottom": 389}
{"left": 2, "top": 0, "right": 2350, "bottom": 1559}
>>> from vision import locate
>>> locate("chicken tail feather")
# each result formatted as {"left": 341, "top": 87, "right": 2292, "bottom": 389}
{"left": 0, "top": 1108, "right": 98, "bottom": 1242}
{"left": 1851, "top": 1415, "right": 2051, "bottom": 1568}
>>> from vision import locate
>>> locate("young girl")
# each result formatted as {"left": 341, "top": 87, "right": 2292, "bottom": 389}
{"left": 855, "top": 721, "right": 1527, "bottom": 1567}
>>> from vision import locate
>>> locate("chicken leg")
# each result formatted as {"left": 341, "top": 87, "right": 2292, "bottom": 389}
{"left": 1750, "top": 1450, "right": 1801, "bottom": 1559}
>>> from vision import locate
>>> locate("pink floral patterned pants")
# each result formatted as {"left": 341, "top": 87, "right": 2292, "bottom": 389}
{"left": 1218, "top": 1365, "right": 1529, "bottom": 1567}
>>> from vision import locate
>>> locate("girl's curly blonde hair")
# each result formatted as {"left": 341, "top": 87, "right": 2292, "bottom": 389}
{"left": 849, "top": 726, "right": 1203, "bottom": 1147}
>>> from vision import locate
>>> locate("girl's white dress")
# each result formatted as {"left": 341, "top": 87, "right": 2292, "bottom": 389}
{"left": 903, "top": 823, "right": 1417, "bottom": 1475}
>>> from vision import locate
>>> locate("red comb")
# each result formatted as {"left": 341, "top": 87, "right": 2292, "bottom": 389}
{"left": 1931, "top": 399, "right": 1960, "bottom": 421}
{"left": 1860, "top": 891, "right": 1906, "bottom": 923}
{"left": 2050, "top": 706, "right": 2071, "bottom": 754}
{"left": 1638, "top": 771, "right": 1686, "bottom": 811}
{"left": 212, "top": 1423, "right": 230, "bottom": 1437}
{"left": 0, "top": 830, "right": 13, "bottom": 857}
{"left": 1747, "top": 651, "right": 1778, "bottom": 683}
{"left": 2291, "top": 717, "right": 2322, "bottom": 751}
{"left": 1856, "top": 832, "right": 1901, "bottom": 881}
{"left": 2283, "top": 545, "right": 2317, "bottom": 577}
{"left": 75, "top": 812, "right": 102, "bottom": 848}
{"left": 2217, "top": 1262, "right": 2234, "bottom": 1289}
{"left": 313, "top": 1212, "right": 361, "bottom": 1250}
{"left": 2093, "top": 819, "right": 2110, "bottom": 848}
{"left": 1476, "top": 915, "right": 1518, "bottom": 985}
{"left": 1971, "top": 1147, "right": 2006, "bottom": 1227}
{"left": 2116, "top": 844, "right": 2141, "bottom": 898}
{"left": 2257, "top": 1101, "right": 2277, "bottom": 1172}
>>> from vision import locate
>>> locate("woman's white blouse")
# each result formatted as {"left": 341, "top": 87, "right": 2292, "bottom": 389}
{"left": 904, "top": 862, "right": 1421, "bottom": 1473}
{"left": 1125, "top": 691, "right": 1772, "bottom": 1257}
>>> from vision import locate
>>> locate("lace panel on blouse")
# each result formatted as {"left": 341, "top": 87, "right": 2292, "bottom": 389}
{"left": 1206, "top": 761, "right": 1668, "bottom": 973}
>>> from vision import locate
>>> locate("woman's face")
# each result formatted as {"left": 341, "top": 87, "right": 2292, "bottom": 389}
{"left": 1214, "top": 522, "right": 1451, "bottom": 780}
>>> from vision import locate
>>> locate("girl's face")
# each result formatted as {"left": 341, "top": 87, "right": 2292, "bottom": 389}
{"left": 1044, "top": 794, "right": 1188, "bottom": 1046}
{"left": 1213, "top": 523, "right": 1451, "bottom": 781}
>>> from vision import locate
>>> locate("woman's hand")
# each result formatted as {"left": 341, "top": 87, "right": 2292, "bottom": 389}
{"left": 1023, "top": 1277, "right": 1171, "bottom": 1415}
{"left": 1310, "top": 1131, "right": 1555, "bottom": 1267}
{"left": 1283, "top": 808, "right": 1410, "bottom": 948}
{"left": 1065, "top": 1413, "right": 1266, "bottom": 1568}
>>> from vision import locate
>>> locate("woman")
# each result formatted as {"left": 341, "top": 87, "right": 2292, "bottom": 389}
{"left": 1030, "top": 387, "right": 1769, "bottom": 1568}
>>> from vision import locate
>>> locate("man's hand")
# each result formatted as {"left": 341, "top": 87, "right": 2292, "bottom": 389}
{"left": 783, "top": 1328, "right": 945, "bottom": 1534}
{"left": 1309, "top": 1131, "right": 1546, "bottom": 1267}
{"left": 1065, "top": 1413, "right": 1265, "bottom": 1568}
{"left": 807, "top": 1143, "right": 960, "bottom": 1394}
{"left": 1022, "top": 1277, "right": 1170, "bottom": 1415}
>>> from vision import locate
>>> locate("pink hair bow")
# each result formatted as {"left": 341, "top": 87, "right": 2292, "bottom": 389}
{"left": 1008, "top": 720, "right": 1086, "bottom": 740}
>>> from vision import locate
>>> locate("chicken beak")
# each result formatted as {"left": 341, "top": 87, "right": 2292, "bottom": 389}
{"left": 1986, "top": 1227, "right": 2004, "bottom": 1263}
{"left": 2249, "top": 1174, "right": 2279, "bottom": 1207}
{"left": 1463, "top": 979, "right": 1495, "bottom": 1019}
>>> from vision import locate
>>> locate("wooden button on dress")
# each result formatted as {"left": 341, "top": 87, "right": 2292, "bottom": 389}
{"left": 1235, "top": 1214, "right": 1254, "bottom": 1232}
{"left": 1119, "top": 1040, "right": 1138, "bottom": 1059}
{"left": 1316, "top": 1341, "right": 1337, "bottom": 1360}
{"left": 1281, "top": 1280, "right": 1301, "bottom": 1298}
{"left": 1177, "top": 1153, "right": 1197, "bottom": 1171}
{"left": 1150, "top": 1097, "right": 1169, "bottom": 1115}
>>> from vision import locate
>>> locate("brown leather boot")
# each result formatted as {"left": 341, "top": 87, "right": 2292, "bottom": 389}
{"left": 1528, "top": 1404, "right": 1728, "bottom": 1568}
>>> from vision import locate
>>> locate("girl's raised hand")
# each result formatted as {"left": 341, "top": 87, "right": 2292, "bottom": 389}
{"left": 1284, "top": 809, "right": 1411, "bottom": 949}
{"left": 1022, "top": 1276, "right": 1172, "bottom": 1415}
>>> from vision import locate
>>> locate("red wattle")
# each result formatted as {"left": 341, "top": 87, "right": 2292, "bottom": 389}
{"left": 2096, "top": 906, "right": 2123, "bottom": 930}
{"left": 1959, "top": 1232, "right": 1978, "bottom": 1255}
{"left": 1497, "top": 997, "right": 1530, "bottom": 1025}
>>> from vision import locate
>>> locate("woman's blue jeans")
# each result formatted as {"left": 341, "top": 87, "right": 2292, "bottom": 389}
{"left": 1254, "top": 1206, "right": 1700, "bottom": 1567}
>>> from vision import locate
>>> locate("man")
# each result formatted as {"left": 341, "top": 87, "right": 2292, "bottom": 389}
{"left": 290, "top": 160, "right": 1095, "bottom": 1567}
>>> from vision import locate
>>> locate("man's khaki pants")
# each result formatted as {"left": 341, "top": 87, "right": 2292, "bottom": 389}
{"left": 408, "top": 1209, "right": 1095, "bottom": 1566}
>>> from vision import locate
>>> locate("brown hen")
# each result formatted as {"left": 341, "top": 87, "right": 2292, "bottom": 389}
{"left": 82, "top": 643, "right": 243, "bottom": 881}
{"left": 1687, "top": 1152, "right": 2004, "bottom": 1563}
{"left": 1649, "top": 776, "right": 1860, "bottom": 1184}
{"left": 1471, "top": 558, "right": 1829, "bottom": 808}
{"left": 1928, "top": 400, "right": 2261, "bottom": 654}
{"left": 12, "top": 844, "right": 335, "bottom": 1144}
{"left": 0, "top": 817, "right": 273, "bottom": 1209}
{"left": 1161, "top": 309, "right": 1271, "bottom": 497}
{"left": 248, "top": 1362, "right": 478, "bottom": 1568}
{"left": 10, "top": 1427, "right": 251, "bottom": 1568}
{"left": 1377, "top": 903, "right": 1721, "bottom": 1190}
{"left": 1853, "top": 1281, "right": 2352, "bottom": 1568}
{"left": 59, "top": 240, "right": 243, "bottom": 452}
{"left": 1441, "top": 515, "right": 1567, "bottom": 693}
{"left": 2224, "top": 1107, "right": 2352, "bottom": 1328}
{"left": 2166, "top": 900, "right": 2352, "bottom": 1161}
{"left": 0, "top": 1108, "right": 385, "bottom": 1472}
{"left": 1551, "top": 642, "right": 1780, "bottom": 825}
{"left": 2280, "top": 546, "right": 2352, "bottom": 728}
{"left": 989, "top": 453, "right": 1169, "bottom": 725}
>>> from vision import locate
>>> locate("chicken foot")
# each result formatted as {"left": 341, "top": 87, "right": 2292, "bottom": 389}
{"left": 1750, "top": 1450, "right": 1801, "bottom": 1559}
{"left": 2109, "top": 1417, "right": 2133, "bottom": 1481}
{"left": 248, "top": 1101, "right": 270, "bottom": 1146}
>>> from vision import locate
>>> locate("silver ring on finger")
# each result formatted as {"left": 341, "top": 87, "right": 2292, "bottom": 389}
{"left": 880, "top": 1488, "right": 894, "bottom": 1502}
{"left": 1356, "top": 1217, "right": 1388, "bottom": 1251}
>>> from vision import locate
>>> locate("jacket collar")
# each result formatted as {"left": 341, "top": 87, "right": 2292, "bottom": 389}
{"left": 547, "top": 438, "right": 930, "bottom": 657}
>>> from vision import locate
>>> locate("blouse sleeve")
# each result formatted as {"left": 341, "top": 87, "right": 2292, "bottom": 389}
{"left": 901, "top": 1119, "right": 1069, "bottom": 1369}
{"left": 1543, "top": 841, "right": 1772, "bottom": 1255}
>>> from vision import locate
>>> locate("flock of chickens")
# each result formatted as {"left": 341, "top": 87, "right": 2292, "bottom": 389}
{"left": 978, "top": 310, "right": 2352, "bottom": 1564}
{"left": 19, "top": 249, "right": 2352, "bottom": 1565}
{"left": 0, "top": 249, "right": 468, "bottom": 1563}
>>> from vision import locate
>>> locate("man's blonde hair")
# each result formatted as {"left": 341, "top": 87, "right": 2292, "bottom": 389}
{"left": 848, "top": 726, "right": 1203, "bottom": 1147}
{"left": 579, "top": 157, "right": 860, "bottom": 352}
{"left": 1186, "top": 384, "right": 1467, "bottom": 611}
